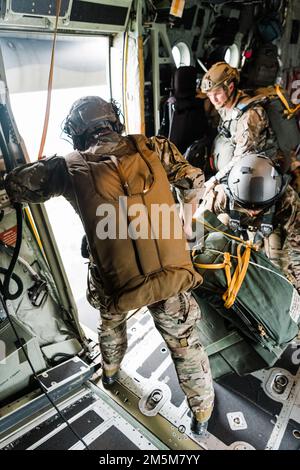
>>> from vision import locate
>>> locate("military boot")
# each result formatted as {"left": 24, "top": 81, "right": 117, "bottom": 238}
{"left": 102, "top": 368, "right": 119, "bottom": 387}
{"left": 191, "top": 416, "right": 209, "bottom": 439}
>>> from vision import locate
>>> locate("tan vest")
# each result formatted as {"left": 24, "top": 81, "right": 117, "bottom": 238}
{"left": 65, "top": 134, "right": 202, "bottom": 314}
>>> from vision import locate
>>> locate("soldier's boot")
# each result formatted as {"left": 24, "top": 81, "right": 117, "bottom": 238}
{"left": 191, "top": 407, "right": 212, "bottom": 439}
{"left": 102, "top": 367, "right": 119, "bottom": 387}
{"left": 191, "top": 416, "right": 209, "bottom": 439}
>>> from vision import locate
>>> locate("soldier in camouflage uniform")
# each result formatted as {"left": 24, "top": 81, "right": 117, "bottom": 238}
{"left": 5, "top": 96, "right": 214, "bottom": 436}
{"left": 199, "top": 153, "right": 300, "bottom": 294}
{"left": 200, "top": 62, "right": 286, "bottom": 189}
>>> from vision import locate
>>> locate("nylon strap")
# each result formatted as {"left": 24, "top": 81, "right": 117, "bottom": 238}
{"left": 193, "top": 218, "right": 255, "bottom": 308}
{"left": 205, "top": 331, "right": 242, "bottom": 356}
{"left": 37, "top": 0, "right": 61, "bottom": 160}
{"left": 275, "top": 84, "right": 300, "bottom": 119}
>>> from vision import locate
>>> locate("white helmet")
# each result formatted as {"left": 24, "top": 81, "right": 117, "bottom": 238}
{"left": 227, "top": 154, "right": 288, "bottom": 209}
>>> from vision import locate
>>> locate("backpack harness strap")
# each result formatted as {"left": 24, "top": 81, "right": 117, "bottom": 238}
{"left": 275, "top": 84, "right": 300, "bottom": 119}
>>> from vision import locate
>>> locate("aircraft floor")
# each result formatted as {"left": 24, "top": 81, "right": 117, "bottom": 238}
{"left": 77, "top": 303, "right": 300, "bottom": 450}
{"left": 1, "top": 309, "right": 299, "bottom": 450}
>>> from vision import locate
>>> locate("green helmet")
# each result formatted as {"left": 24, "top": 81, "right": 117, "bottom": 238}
{"left": 227, "top": 154, "right": 288, "bottom": 209}
{"left": 201, "top": 62, "right": 240, "bottom": 93}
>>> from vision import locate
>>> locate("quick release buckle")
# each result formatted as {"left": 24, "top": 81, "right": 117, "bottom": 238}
{"left": 217, "top": 124, "right": 231, "bottom": 139}
{"left": 229, "top": 217, "right": 240, "bottom": 232}
{"left": 260, "top": 223, "right": 273, "bottom": 237}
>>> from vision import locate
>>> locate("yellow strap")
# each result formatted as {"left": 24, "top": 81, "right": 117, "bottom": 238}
{"left": 24, "top": 207, "right": 44, "bottom": 256}
{"left": 193, "top": 217, "right": 258, "bottom": 250}
{"left": 194, "top": 260, "right": 230, "bottom": 270}
{"left": 192, "top": 217, "right": 256, "bottom": 307}
{"left": 224, "top": 252, "right": 232, "bottom": 288}
{"left": 122, "top": 31, "right": 129, "bottom": 134}
{"left": 194, "top": 244, "right": 252, "bottom": 309}
{"left": 194, "top": 252, "right": 233, "bottom": 293}
{"left": 275, "top": 84, "right": 300, "bottom": 119}
{"left": 222, "top": 244, "right": 251, "bottom": 308}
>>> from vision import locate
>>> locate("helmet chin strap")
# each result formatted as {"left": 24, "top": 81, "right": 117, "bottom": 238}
{"left": 226, "top": 196, "right": 276, "bottom": 241}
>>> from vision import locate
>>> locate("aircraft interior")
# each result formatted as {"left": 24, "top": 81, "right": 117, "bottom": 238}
{"left": 0, "top": 0, "right": 299, "bottom": 452}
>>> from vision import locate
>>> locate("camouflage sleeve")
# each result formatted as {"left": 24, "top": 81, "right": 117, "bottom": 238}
{"left": 280, "top": 187, "right": 300, "bottom": 294}
{"left": 193, "top": 185, "right": 229, "bottom": 242}
{"left": 215, "top": 105, "right": 269, "bottom": 181}
{"left": 233, "top": 105, "right": 269, "bottom": 159}
{"left": 197, "top": 185, "right": 228, "bottom": 215}
{"left": 4, "top": 155, "right": 72, "bottom": 204}
{"left": 148, "top": 136, "right": 204, "bottom": 203}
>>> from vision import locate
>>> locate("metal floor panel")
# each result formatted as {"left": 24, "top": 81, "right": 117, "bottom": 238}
{"left": 2, "top": 308, "right": 300, "bottom": 450}
{"left": 35, "top": 409, "right": 103, "bottom": 450}
{"left": 2, "top": 386, "right": 164, "bottom": 451}
{"left": 88, "top": 426, "right": 140, "bottom": 450}
{"left": 112, "top": 309, "right": 300, "bottom": 450}
{"left": 278, "top": 419, "right": 300, "bottom": 450}
{"left": 2, "top": 393, "right": 97, "bottom": 450}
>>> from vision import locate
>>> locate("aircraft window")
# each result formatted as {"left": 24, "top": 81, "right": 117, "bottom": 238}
{"left": 0, "top": 35, "right": 110, "bottom": 329}
{"left": 172, "top": 42, "right": 191, "bottom": 68}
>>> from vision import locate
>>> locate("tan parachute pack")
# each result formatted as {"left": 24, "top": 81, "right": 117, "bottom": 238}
{"left": 66, "top": 134, "right": 202, "bottom": 314}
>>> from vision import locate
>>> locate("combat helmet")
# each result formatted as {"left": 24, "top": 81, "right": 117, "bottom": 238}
{"left": 226, "top": 154, "right": 289, "bottom": 209}
{"left": 201, "top": 62, "right": 240, "bottom": 93}
{"left": 63, "top": 96, "right": 124, "bottom": 143}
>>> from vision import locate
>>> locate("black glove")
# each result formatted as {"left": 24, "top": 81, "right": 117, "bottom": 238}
{"left": 81, "top": 234, "right": 90, "bottom": 259}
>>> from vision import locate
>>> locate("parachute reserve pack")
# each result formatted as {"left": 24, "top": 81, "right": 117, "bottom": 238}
{"left": 65, "top": 134, "right": 202, "bottom": 314}
{"left": 192, "top": 210, "right": 300, "bottom": 375}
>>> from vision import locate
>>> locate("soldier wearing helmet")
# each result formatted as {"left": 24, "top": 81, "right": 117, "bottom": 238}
{"left": 63, "top": 96, "right": 125, "bottom": 150}
{"left": 197, "top": 153, "right": 300, "bottom": 294}
{"left": 5, "top": 96, "right": 214, "bottom": 438}
{"left": 201, "top": 62, "right": 280, "bottom": 188}
{"left": 201, "top": 62, "right": 240, "bottom": 109}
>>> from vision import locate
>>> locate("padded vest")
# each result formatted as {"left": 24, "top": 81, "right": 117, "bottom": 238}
{"left": 65, "top": 134, "right": 202, "bottom": 313}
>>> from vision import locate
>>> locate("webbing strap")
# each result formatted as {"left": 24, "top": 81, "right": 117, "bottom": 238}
{"left": 222, "top": 243, "right": 251, "bottom": 308}
{"left": 193, "top": 218, "right": 259, "bottom": 249}
{"left": 275, "top": 84, "right": 300, "bottom": 119}
{"left": 37, "top": 0, "right": 61, "bottom": 160}
{"left": 194, "top": 244, "right": 251, "bottom": 309}
{"left": 205, "top": 330, "right": 242, "bottom": 356}
{"left": 193, "top": 219, "right": 254, "bottom": 308}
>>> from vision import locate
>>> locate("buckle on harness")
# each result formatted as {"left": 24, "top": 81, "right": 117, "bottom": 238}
{"left": 217, "top": 124, "right": 231, "bottom": 139}
{"left": 260, "top": 223, "right": 273, "bottom": 237}
{"left": 229, "top": 217, "right": 240, "bottom": 232}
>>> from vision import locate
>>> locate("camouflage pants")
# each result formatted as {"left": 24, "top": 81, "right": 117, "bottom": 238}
{"left": 95, "top": 288, "right": 214, "bottom": 422}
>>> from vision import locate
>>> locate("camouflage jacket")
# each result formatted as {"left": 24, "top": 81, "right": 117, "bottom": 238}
{"left": 200, "top": 184, "right": 300, "bottom": 294}
{"left": 5, "top": 132, "right": 204, "bottom": 207}
{"left": 213, "top": 91, "right": 279, "bottom": 178}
